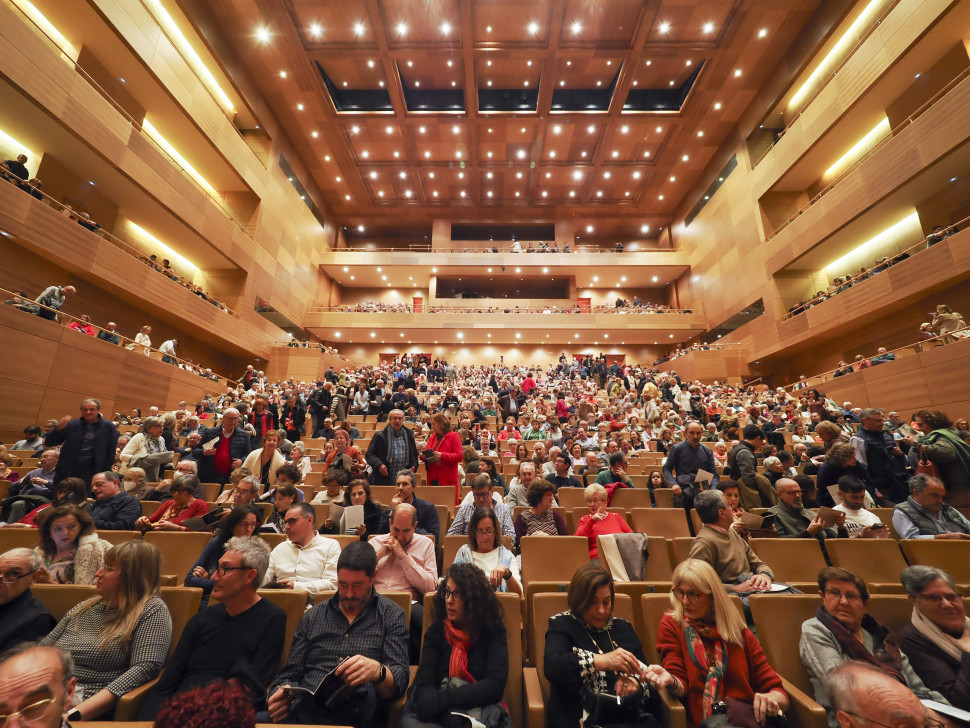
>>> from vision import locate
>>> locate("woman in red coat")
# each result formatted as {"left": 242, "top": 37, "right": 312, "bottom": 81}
{"left": 643, "top": 559, "right": 788, "bottom": 727}
{"left": 421, "top": 412, "right": 464, "bottom": 504}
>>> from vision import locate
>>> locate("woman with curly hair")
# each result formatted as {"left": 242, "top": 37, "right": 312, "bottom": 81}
{"left": 400, "top": 562, "right": 511, "bottom": 728}
{"left": 154, "top": 682, "right": 256, "bottom": 728}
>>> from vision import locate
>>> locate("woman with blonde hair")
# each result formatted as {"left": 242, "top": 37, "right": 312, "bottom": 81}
{"left": 241, "top": 430, "right": 286, "bottom": 491}
{"left": 644, "top": 559, "right": 788, "bottom": 727}
{"left": 43, "top": 540, "right": 172, "bottom": 720}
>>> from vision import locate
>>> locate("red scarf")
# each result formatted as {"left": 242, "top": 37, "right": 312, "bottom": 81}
{"left": 444, "top": 620, "right": 475, "bottom": 683}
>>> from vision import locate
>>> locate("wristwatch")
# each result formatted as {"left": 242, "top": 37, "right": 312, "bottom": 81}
{"left": 378, "top": 664, "right": 387, "bottom": 683}
{"left": 503, "top": 567, "right": 512, "bottom": 580}
{"left": 67, "top": 708, "right": 82, "bottom": 722}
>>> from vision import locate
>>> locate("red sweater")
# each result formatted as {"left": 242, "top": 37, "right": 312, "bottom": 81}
{"left": 574, "top": 512, "right": 632, "bottom": 559}
{"left": 657, "top": 614, "right": 786, "bottom": 728}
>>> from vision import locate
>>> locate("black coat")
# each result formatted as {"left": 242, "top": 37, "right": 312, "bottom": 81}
{"left": 45, "top": 415, "right": 119, "bottom": 484}
{"left": 365, "top": 425, "right": 418, "bottom": 484}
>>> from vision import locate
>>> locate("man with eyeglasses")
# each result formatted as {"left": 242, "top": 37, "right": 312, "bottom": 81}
{"left": 199, "top": 407, "right": 253, "bottom": 486}
{"left": 447, "top": 474, "right": 514, "bottom": 539}
{"left": 0, "top": 549, "right": 55, "bottom": 652}
{"left": 800, "top": 567, "right": 948, "bottom": 727}
{"left": 893, "top": 475, "right": 970, "bottom": 540}
{"left": 0, "top": 644, "right": 76, "bottom": 728}
{"left": 825, "top": 661, "right": 950, "bottom": 728}
{"left": 136, "top": 537, "right": 286, "bottom": 719}
{"left": 263, "top": 503, "right": 340, "bottom": 605}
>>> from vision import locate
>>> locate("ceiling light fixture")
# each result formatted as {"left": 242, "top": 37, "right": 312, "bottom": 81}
{"left": 528, "top": 21, "right": 539, "bottom": 34}
{"left": 702, "top": 21, "right": 715, "bottom": 34}
{"left": 658, "top": 21, "right": 671, "bottom": 34}
{"left": 396, "top": 21, "right": 407, "bottom": 35}
{"left": 353, "top": 22, "right": 365, "bottom": 36}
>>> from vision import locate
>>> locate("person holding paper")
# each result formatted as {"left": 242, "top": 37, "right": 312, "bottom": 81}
{"left": 765, "top": 478, "right": 844, "bottom": 541}
{"left": 263, "top": 503, "right": 340, "bottom": 602}
{"left": 831, "top": 475, "right": 887, "bottom": 538}
{"left": 662, "top": 421, "right": 720, "bottom": 510}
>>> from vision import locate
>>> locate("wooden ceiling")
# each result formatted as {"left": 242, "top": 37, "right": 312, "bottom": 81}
{"left": 198, "top": 0, "right": 829, "bottom": 242}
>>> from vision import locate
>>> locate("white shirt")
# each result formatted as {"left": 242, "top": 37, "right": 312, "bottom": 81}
{"left": 832, "top": 504, "right": 882, "bottom": 537}
{"left": 263, "top": 532, "right": 340, "bottom": 600}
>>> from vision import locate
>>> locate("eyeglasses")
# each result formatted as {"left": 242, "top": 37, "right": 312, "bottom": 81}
{"left": 443, "top": 588, "right": 463, "bottom": 602}
{"left": 0, "top": 569, "right": 37, "bottom": 584}
{"left": 0, "top": 697, "right": 55, "bottom": 727}
{"left": 284, "top": 516, "right": 310, "bottom": 526}
{"left": 917, "top": 592, "right": 962, "bottom": 605}
{"left": 824, "top": 589, "right": 863, "bottom": 604}
{"left": 215, "top": 565, "right": 252, "bottom": 576}
{"left": 841, "top": 710, "right": 944, "bottom": 728}
{"left": 476, "top": 529, "right": 495, "bottom": 537}
{"left": 232, "top": 487, "right": 253, "bottom": 495}
{"left": 673, "top": 589, "right": 705, "bottom": 603}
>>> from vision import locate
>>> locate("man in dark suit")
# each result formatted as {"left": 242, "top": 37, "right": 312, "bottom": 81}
{"left": 44, "top": 398, "right": 119, "bottom": 487}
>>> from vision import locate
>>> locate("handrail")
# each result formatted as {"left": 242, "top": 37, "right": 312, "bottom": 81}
{"left": 751, "top": 0, "right": 903, "bottom": 168}
{"left": 310, "top": 305, "right": 698, "bottom": 315}
{"left": 3, "top": 0, "right": 255, "bottom": 240}
{"left": 0, "top": 284, "right": 235, "bottom": 385}
{"left": 764, "top": 65, "right": 970, "bottom": 243}
{"left": 781, "top": 214, "right": 968, "bottom": 321}
{"left": 332, "top": 243, "right": 674, "bottom": 254}
{"left": 0, "top": 176, "right": 242, "bottom": 318}
{"left": 654, "top": 342, "right": 742, "bottom": 367}
{"left": 782, "top": 330, "right": 968, "bottom": 392}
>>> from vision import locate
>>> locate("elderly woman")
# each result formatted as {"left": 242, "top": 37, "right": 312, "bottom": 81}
{"left": 120, "top": 417, "right": 173, "bottom": 483}
{"left": 321, "top": 429, "right": 366, "bottom": 477}
{"left": 400, "top": 563, "right": 511, "bottom": 728}
{"left": 574, "top": 484, "right": 632, "bottom": 561}
{"left": 287, "top": 441, "right": 312, "bottom": 479}
{"left": 241, "top": 430, "right": 286, "bottom": 490}
{"left": 421, "top": 412, "right": 464, "bottom": 504}
{"left": 816, "top": 442, "right": 877, "bottom": 507}
{"left": 898, "top": 565, "right": 970, "bottom": 709}
{"left": 814, "top": 420, "right": 849, "bottom": 453}
{"left": 453, "top": 507, "right": 521, "bottom": 595}
{"left": 43, "top": 540, "right": 172, "bottom": 720}
{"left": 35, "top": 504, "right": 110, "bottom": 584}
{"left": 799, "top": 566, "right": 945, "bottom": 726}
{"left": 513, "top": 481, "right": 568, "bottom": 549}
{"left": 647, "top": 559, "right": 787, "bottom": 727}
{"left": 134, "top": 475, "right": 209, "bottom": 532}
{"left": 544, "top": 564, "right": 663, "bottom": 728}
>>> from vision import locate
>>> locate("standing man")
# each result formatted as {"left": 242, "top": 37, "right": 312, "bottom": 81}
{"left": 0, "top": 548, "right": 56, "bottom": 651}
{"left": 198, "top": 408, "right": 252, "bottom": 486}
{"left": 44, "top": 398, "right": 118, "bottom": 487}
{"left": 375, "top": 470, "right": 440, "bottom": 543}
{"left": 370, "top": 503, "right": 438, "bottom": 663}
{"left": 851, "top": 408, "right": 909, "bottom": 503}
{"left": 308, "top": 381, "right": 332, "bottom": 438}
{"left": 663, "top": 421, "right": 719, "bottom": 509}
{"left": 263, "top": 503, "right": 341, "bottom": 604}
{"left": 729, "top": 425, "right": 778, "bottom": 509}
{"left": 34, "top": 284, "right": 75, "bottom": 321}
{"left": 365, "top": 409, "right": 418, "bottom": 485}
{"left": 88, "top": 471, "right": 140, "bottom": 530}
{"left": 266, "top": 542, "right": 409, "bottom": 727}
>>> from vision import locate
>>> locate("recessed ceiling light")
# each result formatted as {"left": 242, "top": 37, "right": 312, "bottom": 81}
{"left": 734, "top": 68, "right": 742, "bottom": 77}
{"left": 487, "top": 151, "right": 493, "bottom": 158}
{"left": 309, "top": 23, "right": 322, "bottom": 38}
{"left": 353, "top": 22, "right": 365, "bottom": 36}
{"left": 296, "top": 103, "right": 304, "bottom": 110}
{"left": 527, "top": 60, "right": 532, "bottom": 67}
{"left": 682, "top": 154, "right": 689, "bottom": 161}
{"left": 592, "top": 275, "right": 599, "bottom": 282}
{"left": 549, "top": 151, "right": 556, "bottom": 158}
{"left": 487, "top": 60, "right": 492, "bottom": 67}
{"left": 487, "top": 80, "right": 492, "bottom": 86}
{"left": 367, "top": 60, "right": 375, "bottom": 68}
{"left": 255, "top": 26, "right": 272, "bottom": 43}
{"left": 632, "top": 171, "right": 641, "bottom": 179}
{"left": 571, "top": 21, "right": 582, "bottom": 34}
{"left": 640, "top": 224, "right": 649, "bottom": 233}
{"left": 377, "top": 190, "right": 384, "bottom": 197}
{"left": 559, "top": 80, "right": 566, "bottom": 86}
{"left": 486, "top": 172, "right": 493, "bottom": 179}
{"left": 758, "top": 28, "right": 768, "bottom": 38}
{"left": 596, "top": 190, "right": 603, "bottom": 197}
{"left": 407, "top": 60, "right": 413, "bottom": 67}
{"left": 428, "top": 172, "right": 435, "bottom": 178}
{"left": 432, "top": 190, "right": 438, "bottom": 197}
{"left": 440, "top": 21, "right": 452, "bottom": 34}
{"left": 516, "top": 149, "right": 526, "bottom": 159}
{"left": 656, "top": 126, "right": 662, "bottom": 133}
{"left": 378, "top": 81, "right": 384, "bottom": 87}
{"left": 611, "top": 151, "right": 619, "bottom": 158}
{"left": 569, "top": 190, "right": 576, "bottom": 197}
{"left": 487, "top": 191, "right": 493, "bottom": 197}
{"left": 606, "top": 60, "right": 612, "bottom": 66}
{"left": 653, "top": 276, "right": 659, "bottom": 282}
{"left": 486, "top": 25, "right": 492, "bottom": 32}
{"left": 351, "top": 125, "right": 360, "bottom": 134}
{"left": 669, "top": 81, "right": 675, "bottom": 87}
{"left": 581, "top": 151, "right": 587, "bottom": 157}
{"left": 546, "top": 172, "right": 551, "bottom": 178}
{"left": 393, "top": 151, "right": 400, "bottom": 158}
{"left": 361, "top": 151, "right": 369, "bottom": 158}
{"left": 596, "top": 81, "right": 602, "bottom": 86}
{"left": 552, "top": 125, "right": 562, "bottom": 134}
{"left": 357, "top": 225, "right": 364, "bottom": 232}
{"left": 457, "top": 172, "right": 463, "bottom": 178}
{"left": 414, "top": 81, "right": 420, "bottom": 87}
{"left": 541, "top": 190, "right": 548, "bottom": 197}
{"left": 697, "top": 130, "right": 704, "bottom": 137}
{"left": 516, "top": 171, "right": 523, "bottom": 179}
{"left": 311, "top": 131, "right": 318, "bottom": 138}
{"left": 403, "top": 190, "right": 412, "bottom": 198}
{"left": 345, "top": 194, "right": 351, "bottom": 200}
{"left": 528, "top": 21, "right": 540, "bottom": 34}
{"left": 586, "top": 225, "right": 594, "bottom": 233}
{"left": 603, "top": 171, "right": 611, "bottom": 179}
{"left": 633, "top": 81, "right": 638, "bottom": 86}
{"left": 703, "top": 22, "right": 715, "bottom": 34}
{"left": 658, "top": 194, "right": 664, "bottom": 200}
{"left": 399, "top": 171, "right": 406, "bottom": 179}
{"left": 451, "top": 81, "right": 456, "bottom": 86}
{"left": 369, "top": 171, "right": 377, "bottom": 179}
{"left": 621, "top": 125, "right": 629, "bottom": 133}
{"left": 573, "top": 170, "right": 582, "bottom": 180}
{"left": 658, "top": 21, "right": 670, "bottom": 34}
{"left": 669, "top": 176, "right": 676, "bottom": 182}
{"left": 460, "top": 190, "right": 466, "bottom": 197}
{"left": 643, "top": 151, "right": 650, "bottom": 157}
{"left": 396, "top": 21, "right": 407, "bottom": 35}
{"left": 335, "top": 176, "right": 341, "bottom": 182}
{"left": 521, "top": 127, "right": 526, "bottom": 133}
{"left": 279, "top": 70, "right": 287, "bottom": 78}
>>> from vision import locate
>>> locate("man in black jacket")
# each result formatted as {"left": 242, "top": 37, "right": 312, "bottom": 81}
{"left": 374, "top": 470, "right": 440, "bottom": 544}
{"left": 308, "top": 381, "right": 332, "bottom": 437}
{"left": 366, "top": 410, "right": 418, "bottom": 485}
{"left": 44, "top": 398, "right": 119, "bottom": 487}
{"left": 0, "top": 548, "right": 56, "bottom": 652}
{"left": 851, "top": 408, "right": 910, "bottom": 503}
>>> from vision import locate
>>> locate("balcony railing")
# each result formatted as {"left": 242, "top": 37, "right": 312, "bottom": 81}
{"left": 332, "top": 242, "right": 673, "bottom": 254}
{"left": 311, "top": 304, "right": 697, "bottom": 315}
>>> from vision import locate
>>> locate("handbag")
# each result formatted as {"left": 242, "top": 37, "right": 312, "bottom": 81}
{"left": 580, "top": 687, "right": 644, "bottom": 728}
{"left": 698, "top": 698, "right": 789, "bottom": 728}
{"left": 916, "top": 446, "right": 939, "bottom": 478}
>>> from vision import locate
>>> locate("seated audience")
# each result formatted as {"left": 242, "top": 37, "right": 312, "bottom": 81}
{"left": 134, "top": 475, "right": 209, "bottom": 532}
{"left": 137, "top": 537, "right": 285, "bottom": 719}
{"left": 322, "top": 429, "right": 367, "bottom": 478}
{"left": 42, "top": 540, "right": 172, "bottom": 720}
{"left": 892, "top": 474, "right": 970, "bottom": 540}
{"left": 766, "top": 477, "right": 843, "bottom": 540}
{"left": 816, "top": 442, "right": 876, "bottom": 507}
{"left": 448, "top": 474, "right": 515, "bottom": 539}
{"left": 288, "top": 441, "right": 312, "bottom": 479}
{"left": 649, "top": 559, "right": 789, "bottom": 727}
{"left": 505, "top": 460, "right": 542, "bottom": 507}
{"left": 0, "top": 454, "right": 19, "bottom": 485}
{"left": 262, "top": 482, "right": 299, "bottom": 533}
{"left": 0, "top": 548, "right": 56, "bottom": 651}
{"left": 401, "top": 563, "right": 510, "bottom": 728}
{"left": 119, "top": 417, "right": 174, "bottom": 483}
{"left": 513, "top": 481, "right": 569, "bottom": 549}
{"left": 88, "top": 471, "right": 141, "bottom": 531}
{"left": 263, "top": 502, "right": 340, "bottom": 602}
{"left": 544, "top": 564, "right": 663, "bottom": 728}
{"left": 453, "top": 506, "right": 521, "bottom": 595}
{"left": 12, "top": 425, "right": 44, "bottom": 451}
{"left": 831, "top": 475, "right": 886, "bottom": 537}
{"left": 898, "top": 565, "right": 970, "bottom": 710}
{"left": 265, "top": 541, "right": 409, "bottom": 727}
{"left": 312, "top": 469, "right": 348, "bottom": 506}
{"left": 575, "top": 483, "right": 632, "bottom": 561}
{"left": 34, "top": 504, "right": 109, "bottom": 584}
{"left": 371, "top": 502, "right": 438, "bottom": 662}
{"left": 323, "top": 478, "right": 382, "bottom": 538}
{"left": 186, "top": 504, "right": 263, "bottom": 607}
{"left": 799, "top": 566, "right": 946, "bottom": 726}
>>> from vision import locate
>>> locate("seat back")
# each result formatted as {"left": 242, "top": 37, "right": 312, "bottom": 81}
{"left": 143, "top": 531, "right": 215, "bottom": 581}
{"left": 630, "top": 508, "right": 691, "bottom": 539}
{"left": 866, "top": 595, "right": 918, "bottom": 636}
{"left": 96, "top": 530, "right": 143, "bottom": 547}
{"left": 668, "top": 537, "right": 694, "bottom": 567}
{"left": 825, "top": 539, "right": 908, "bottom": 587}
{"left": 653, "top": 489, "right": 676, "bottom": 508}
{"left": 747, "top": 538, "right": 826, "bottom": 583}
{"left": 520, "top": 536, "right": 590, "bottom": 583}
{"left": 31, "top": 584, "right": 97, "bottom": 622}
{"left": 749, "top": 594, "right": 820, "bottom": 694}
{"left": 442, "top": 534, "right": 470, "bottom": 569}
{"left": 900, "top": 541, "right": 970, "bottom": 584}
{"left": 609, "top": 489, "right": 654, "bottom": 510}
{"left": 158, "top": 586, "right": 203, "bottom": 659}
{"left": 555, "top": 488, "right": 587, "bottom": 510}
{"left": 419, "top": 591, "right": 522, "bottom": 727}
{"left": 0, "top": 528, "right": 40, "bottom": 552}
{"left": 202, "top": 483, "right": 222, "bottom": 501}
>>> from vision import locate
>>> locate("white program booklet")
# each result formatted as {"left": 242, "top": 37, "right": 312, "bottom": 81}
{"left": 343, "top": 504, "right": 364, "bottom": 533}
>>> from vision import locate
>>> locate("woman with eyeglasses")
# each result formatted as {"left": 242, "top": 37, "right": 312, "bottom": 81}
{"left": 645, "top": 559, "right": 787, "bottom": 727}
{"left": 799, "top": 566, "right": 944, "bottom": 727}
{"left": 898, "top": 566, "right": 970, "bottom": 709}
{"left": 400, "top": 563, "right": 511, "bottom": 728}
{"left": 544, "top": 564, "right": 663, "bottom": 728}
{"left": 185, "top": 504, "right": 264, "bottom": 607}
{"left": 452, "top": 507, "right": 521, "bottom": 595}
{"left": 42, "top": 540, "right": 172, "bottom": 721}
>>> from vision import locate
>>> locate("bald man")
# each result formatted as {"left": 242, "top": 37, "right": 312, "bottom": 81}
{"left": 825, "top": 660, "right": 949, "bottom": 728}
{"left": 0, "top": 644, "right": 76, "bottom": 728}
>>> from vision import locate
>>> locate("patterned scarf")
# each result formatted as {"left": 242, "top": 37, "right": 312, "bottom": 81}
{"left": 684, "top": 619, "right": 727, "bottom": 718}
{"left": 814, "top": 605, "right": 905, "bottom": 684}
{"left": 444, "top": 619, "right": 475, "bottom": 683}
